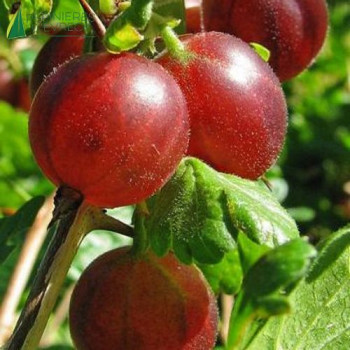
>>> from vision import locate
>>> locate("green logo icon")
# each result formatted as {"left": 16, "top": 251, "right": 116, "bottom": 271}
{"left": 7, "top": 8, "right": 26, "bottom": 39}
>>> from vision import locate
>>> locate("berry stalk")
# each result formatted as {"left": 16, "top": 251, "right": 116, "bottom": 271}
{"left": 78, "top": 0, "right": 106, "bottom": 39}
{"left": 160, "top": 26, "right": 186, "bottom": 59}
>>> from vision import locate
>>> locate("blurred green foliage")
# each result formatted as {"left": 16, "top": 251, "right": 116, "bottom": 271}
{"left": 277, "top": 0, "right": 350, "bottom": 240}
{"left": 0, "top": 103, "right": 53, "bottom": 210}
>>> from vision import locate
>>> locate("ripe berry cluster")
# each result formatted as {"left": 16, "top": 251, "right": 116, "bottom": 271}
{"left": 29, "top": 20, "right": 293, "bottom": 207}
{"left": 26, "top": 1, "right": 328, "bottom": 348}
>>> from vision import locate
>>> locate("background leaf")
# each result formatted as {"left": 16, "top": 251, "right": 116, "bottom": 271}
{"left": 0, "top": 102, "right": 53, "bottom": 209}
{"left": 0, "top": 196, "right": 45, "bottom": 265}
{"left": 228, "top": 239, "right": 316, "bottom": 349}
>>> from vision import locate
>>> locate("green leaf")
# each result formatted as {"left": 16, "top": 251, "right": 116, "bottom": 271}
{"left": 244, "top": 239, "right": 317, "bottom": 298}
{"left": 250, "top": 42, "right": 271, "bottom": 62}
{"left": 153, "top": 0, "right": 185, "bottom": 34}
{"left": 143, "top": 158, "right": 299, "bottom": 264}
{"left": 227, "top": 239, "right": 316, "bottom": 349}
{"left": 143, "top": 158, "right": 235, "bottom": 264}
{"left": 104, "top": 0, "right": 186, "bottom": 53}
{"left": 237, "top": 232, "right": 270, "bottom": 274}
{"left": 0, "top": 196, "right": 45, "bottom": 264}
{"left": 104, "top": 0, "right": 151, "bottom": 52}
{"left": 44, "top": 0, "right": 84, "bottom": 29}
{"left": 104, "top": 21, "right": 144, "bottom": 52}
{"left": 35, "top": 0, "right": 53, "bottom": 20}
{"left": 139, "top": 12, "right": 181, "bottom": 55}
{"left": 255, "top": 295, "right": 291, "bottom": 317}
{"left": 0, "top": 0, "right": 9, "bottom": 33}
{"left": 99, "top": 0, "right": 117, "bottom": 16}
{"left": 198, "top": 248, "right": 243, "bottom": 295}
{"left": 245, "top": 226, "right": 350, "bottom": 350}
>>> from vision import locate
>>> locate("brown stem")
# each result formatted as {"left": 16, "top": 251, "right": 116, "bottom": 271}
{"left": 4, "top": 187, "right": 85, "bottom": 350}
{"left": 91, "top": 209, "right": 134, "bottom": 237}
{"left": 0, "top": 195, "right": 54, "bottom": 346}
{"left": 39, "top": 284, "right": 75, "bottom": 347}
{"left": 3, "top": 185, "right": 134, "bottom": 350}
{"left": 78, "top": 0, "right": 106, "bottom": 40}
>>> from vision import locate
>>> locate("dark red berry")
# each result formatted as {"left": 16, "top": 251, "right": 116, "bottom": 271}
{"left": 29, "top": 52, "right": 189, "bottom": 208}
{"left": 157, "top": 32, "right": 287, "bottom": 179}
{"left": 30, "top": 27, "right": 85, "bottom": 97}
{"left": 69, "top": 247, "right": 218, "bottom": 350}
{"left": 203, "top": 0, "right": 328, "bottom": 81}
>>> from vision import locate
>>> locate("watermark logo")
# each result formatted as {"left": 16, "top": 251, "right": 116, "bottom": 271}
{"left": 8, "top": 8, "right": 26, "bottom": 39}
{"left": 7, "top": 9, "right": 97, "bottom": 39}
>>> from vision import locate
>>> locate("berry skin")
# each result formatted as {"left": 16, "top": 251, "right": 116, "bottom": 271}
{"left": 203, "top": 0, "right": 328, "bottom": 81}
{"left": 29, "top": 52, "right": 189, "bottom": 208}
{"left": 157, "top": 32, "right": 287, "bottom": 179}
{"left": 69, "top": 247, "right": 218, "bottom": 350}
{"left": 30, "top": 27, "right": 84, "bottom": 97}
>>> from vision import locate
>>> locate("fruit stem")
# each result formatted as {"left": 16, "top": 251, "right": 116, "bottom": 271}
{"left": 78, "top": 0, "right": 106, "bottom": 40}
{"left": 226, "top": 293, "right": 255, "bottom": 350}
{"left": 91, "top": 209, "right": 134, "bottom": 238}
{"left": 4, "top": 188, "right": 92, "bottom": 350}
{"left": 160, "top": 26, "right": 186, "bottom": 59}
